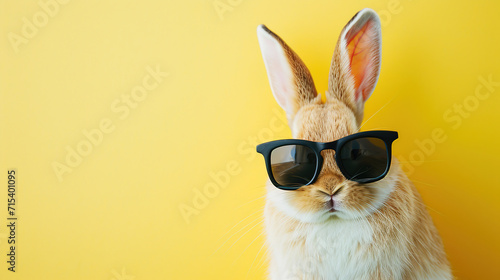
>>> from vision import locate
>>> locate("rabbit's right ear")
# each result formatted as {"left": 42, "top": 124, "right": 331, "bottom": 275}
{"left": 327, "top": 9, "right": 382, "bottom": 125}
{"left": 257, "top": 25, "right": 318, "bottom": 123}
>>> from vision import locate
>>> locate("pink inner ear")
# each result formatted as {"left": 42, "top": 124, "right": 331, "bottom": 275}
{"left": 346, "top": 21, "right": 375, "bottom": 101}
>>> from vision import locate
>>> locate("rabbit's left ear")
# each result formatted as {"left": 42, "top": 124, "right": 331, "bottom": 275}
{"left": 257, "top": 25, "right": 318, "bottom": 123}
{"left": 327, "top": 8, "right": 382, "bottom": 124}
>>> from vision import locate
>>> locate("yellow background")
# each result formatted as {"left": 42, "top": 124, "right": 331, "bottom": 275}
{"left": 1, "top": 0, "right": 499, "bottom": 279}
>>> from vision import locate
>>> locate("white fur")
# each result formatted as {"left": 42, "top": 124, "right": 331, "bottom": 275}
{"left": 265, "top": 212, "right": 402, "bottom": 280}
{"left": 264, "top": 159, "right": 399, "bottom": 279}
{"left": 264, "top": 165, "right": 451, "bottom": 279}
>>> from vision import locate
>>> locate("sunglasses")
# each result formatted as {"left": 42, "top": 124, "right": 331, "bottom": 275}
{"left": 256, "top": 130, "right": 398, "bottom": 190}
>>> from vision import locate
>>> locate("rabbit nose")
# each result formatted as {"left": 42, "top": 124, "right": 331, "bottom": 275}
{"left": 315, "top": 174, "right": 344, "bottom": 196}
{"left": 317, "top": 186, "right": 343, "bottom": 197}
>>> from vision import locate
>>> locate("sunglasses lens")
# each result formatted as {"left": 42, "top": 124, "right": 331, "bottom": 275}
{"left": 339, "top": 137, "right": 388, "bottom": 181}
{"left": 270, "top": 145, "right": 317, "bottom": 188}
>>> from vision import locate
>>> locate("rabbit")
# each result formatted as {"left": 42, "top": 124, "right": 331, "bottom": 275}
{"left": 256, "top": 8, "right": 452, "bottom": 280}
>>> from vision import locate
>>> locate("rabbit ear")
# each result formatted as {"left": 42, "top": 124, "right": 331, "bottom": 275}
{"left": 257, "top": 25, "right": 318, "bottom": 123}
{"left": 327, "top": 9, "right": 382, "bottom": 124}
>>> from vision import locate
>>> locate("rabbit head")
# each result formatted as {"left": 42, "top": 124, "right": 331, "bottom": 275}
{"left": 257, "top": 9, "right": 399, "bottom": 223}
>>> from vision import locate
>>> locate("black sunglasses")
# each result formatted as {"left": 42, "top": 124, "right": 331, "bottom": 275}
{"left": 256, "top": 130, "right": 398, "bottom": 190}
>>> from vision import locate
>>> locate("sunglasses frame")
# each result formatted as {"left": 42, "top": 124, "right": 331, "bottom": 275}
{"left": 256, "top": 130, "right": 399, "bottom": 190}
